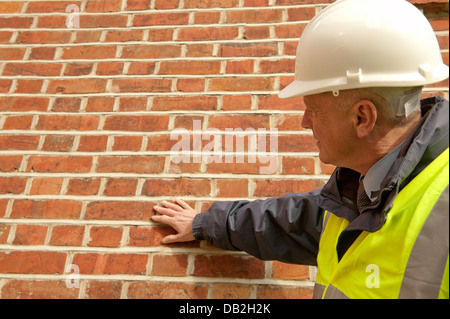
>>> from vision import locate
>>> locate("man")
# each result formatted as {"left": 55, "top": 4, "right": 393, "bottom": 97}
{"left": 152, "top": 0, "right": 449, "bottom": 298}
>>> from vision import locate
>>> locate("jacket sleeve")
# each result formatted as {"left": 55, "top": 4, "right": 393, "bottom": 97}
{"left": 192, "top": 189, "right": 325, "bottom": 266}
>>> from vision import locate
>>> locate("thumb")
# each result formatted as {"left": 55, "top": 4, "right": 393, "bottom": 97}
{"left": 161, "top": 234, "right": 180, "bottom": 244}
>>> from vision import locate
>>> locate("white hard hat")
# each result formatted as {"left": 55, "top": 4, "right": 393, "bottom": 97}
{"left": 279, "top": 0, "right": 449, "bottom": 99}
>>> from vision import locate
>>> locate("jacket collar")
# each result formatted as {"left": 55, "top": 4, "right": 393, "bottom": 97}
{"left": 319, "top": 96, "right": 449, "bottom": 233}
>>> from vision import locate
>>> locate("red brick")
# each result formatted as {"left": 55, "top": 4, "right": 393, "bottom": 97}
{"left": 111, "top": 79, "right": 172, "bottom": 93}
{"left": 84, "top": 201, "right": 156, "bottom": 221}
{"left": 222, "top": 95, "right": 252, "bottom": 110}
{"left": 85, "top": 97, "right": 115, "bottom": 112}
{"left": 85, "top": 0, "right": 122, "bottom": 12}
{"left": 133, "top": 12, "right": 189, "bottom": 26}
{"left": 29, "top": 177, "right": 63, "bottom": 195}
{"left": 66, "top": 178, "right": 101, "bottom": 196}
{"left": 47, "top": 79, "right": 107, "bottom": 94}
{"left": 212, "top": 283, "right": 252, "bottom": 299}
{"left": 96, "top": 156, "right": 165, "bottom": 173}
{"left": 271, "top": 261, "right": 310, "bottom": 280}
{"left": 126, "top": 0, "right": 151, "bottom": 10}
{"left": 244, "top": 25, "right": 270, "bottom": 39}
{"left": 112, "top": 136, "right": 143, "bottom": 151}
{"left": 3, "top": 62, "right": 62, "bottom": 76}
{"left": 16, "top": 31, "right": 72, "bottom": 44}
{"left": 0, "top": 135, "right": 40, "bottom": 150}
{"left": 258, "top": 94, "right": 304, "bottom": 110}
{"left": 0, "top": 156, "right": 22, "bottom": 172}
{"left": 154, "top": 0, "right": 180, "bottom": 9}
{"left": 73, "top": 253, "right": 148, "bottom": 275}
{"left": 36, "top": 16, "right": 67, "bottom": 29}
{"left": 121, "top": 45, "right": 181, "bottom": 59}
{"left": 259, "top": 58, "right": 295, "bottom": 73}
{"left": 96, "top": 62, "right": 124, "bottom": 75}
{"left": 226, "top": 9, "right": 283, "bottom": 23}
{"left": 273, "top": 114, "right": 304, "bottom": 130}
{"left": 10, "top": 200, "right": 82, "bottom": 219}
{"left": 177, "top": 78, "right": 205, "bottom": 92}
{"left": 13, "top": 225, "right": 48, "bottom": 245}
{"left": 0, "top": 79, "right": 12, "bottom": 93}
{"left": 159, "top": 60, "right": 221, "bottom": 75}
{"left": 0, "top": 31, "right": 12, "bottom": 43}
{"left": 0, "top": 251, "right": 67, "bottom": 274}
{"left": 0, "top": 97, "right": 49, "bottom": 112}
{"left": 208, "top": 114, "right": 270, "bottom": 130}
{"left": 62, "top": 45, "right": 117, "bottom": 60}
{"left": 85, "top": 281, "right": 123, "bottom": 299}
{"left": 0, "top": 177, "right": 27, "bottom": 194}
{"left": 277, "top": 135, "right": 317, "bottom": 152}
{"left": 3, "top": 116, "right": 33, "bottom": 130}
{"left": 206, "top": 159, "right": 269, "bottom": 175}
{"left": 80, "top": 14, "right": 128, "bottom": 28}
{"left": 118, "top": 97, "right": 147, "bottom": 111}
{"left": 63, "top": 63, "right": 93, "bottom": 76}
{"left": 0, "top": 2, "right": 24, "bottom": 13}
{"left": 88, "top": 226, "right": 123, "bottom": 247}
{"left": 36, "top": 115, "right": 99, "bottom": 131}
{"left": 219, "top": 42, "right": 278, "bottom": 57}
{"left": 128, "top": 281, "right": 208, "bottom": 299}
{"left": 256, "top": 285, "right": 313, "bottom": 299}
{"left": 194, "top": 11, "right": 221, "bottom": 24}
{"left": 0, "top": 47, "right": 26, "bottom": 60}
{"left": 186, "top": 43, "right": 214, "bottom": 57}
{"left": 104, "top": 115, "right": 169, "bottom": 131}
{"left": 148, "top": 28, "right": 174, "bottom": 41}
{"left": 0, "top": 224, "right": 10, "bottom": 243}
{"left": 275, "top": 23, "right": 307, "bottom": 38}
{"left": 52, "top": 97, "right": 82, "bottom": 112}
{"left": 41, "top": 135, "right": 74, "bottom": 152}
{"left": 152, "top": 96, "right": 217, "bottom": 111}
{"left": 1, "top": 280, "right": 79, "bottom": 299}
{"left": 194, "top": 255, "right": 265, "bottom": 278}
{"left": 49, "top": 225, "right": 84, "bottom": 246}
{"left": 226, "top": 60, "right": 254, "bottom": 74}
{"left": 27, "top": 156, "right": 92, "bottom": 173}
{"left": 287, "top": 7, "right": 316, "bottom": 21}
{"left": 127, "top": 62, "right": 156, "bottom": 75}
{"left": 244, "top": 0, "right": 269, "bottom": 6}
{"left": 282, "top": 157, "right": 315, "bottom": 175}
{"left": 14, "top": 79, "right": 43, "bottom": 93}
{"left": 177, "top": 27, "right": 239, "bottom": 41}
{"left": 184, "top": 0, "right": 238, "bottom": 8}
{"left": 216, "top": 179, "right": 248, "bottom": 197}
{"left": 26, "top": 1, "right": 82, "bottom": 13}
{"left": 142, "top": 178, "right": 211, "bottom": 197}
{"left": 103, "top": 178, "right": 138, "bottom": 196}
{"left": 210, "top": 77, "right": 274, "bottom": 91}
{"left": 29, "top": 47, "right": 56, "bottom": 60}
{"left": 77, "top": 135, "right": 108, "bottom": 152}
{"left": 151, "top": 254, "right": 188, "bottom": 276}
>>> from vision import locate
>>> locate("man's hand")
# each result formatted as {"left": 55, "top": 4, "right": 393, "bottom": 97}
{"left": 152, "top": 199, "right": 199, "bottom": 244}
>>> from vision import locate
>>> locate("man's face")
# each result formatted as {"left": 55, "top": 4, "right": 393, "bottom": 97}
{"left": 302, "top": 93, "right": 355, "bottom": 168}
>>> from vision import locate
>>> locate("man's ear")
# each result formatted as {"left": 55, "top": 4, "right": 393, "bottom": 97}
{"left": 351, "top": 100, "right": 377, "bottom": 139}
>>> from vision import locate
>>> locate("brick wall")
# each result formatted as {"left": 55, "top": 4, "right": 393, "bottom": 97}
{"left": 0, "top": 0, "right": 448, "bottom": 299}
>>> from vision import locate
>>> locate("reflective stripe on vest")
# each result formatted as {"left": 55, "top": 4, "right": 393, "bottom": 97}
{"left": 315, "top": 148, "right": 449, "bottom": 299}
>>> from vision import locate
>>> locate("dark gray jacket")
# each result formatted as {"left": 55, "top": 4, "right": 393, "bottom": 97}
{"left": 192, "top": 96, "right": 449, "bottom": 266}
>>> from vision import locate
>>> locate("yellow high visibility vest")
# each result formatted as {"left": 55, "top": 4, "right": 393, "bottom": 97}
{"left": 315, "top": 148, "right": 449, "bottom": 299}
